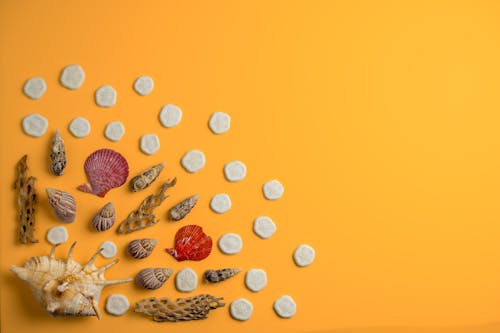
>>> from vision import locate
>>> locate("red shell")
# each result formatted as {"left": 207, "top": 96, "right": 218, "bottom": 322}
{"left": 166, "top": 225, "right": 212, "bottom": 261}
{"left": 77, "top": 149, "right": 129, "bottom": 197}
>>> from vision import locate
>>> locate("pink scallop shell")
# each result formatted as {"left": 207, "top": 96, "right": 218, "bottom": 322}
{"left": 77, "top": 149, "right": 129, "bottom": 197}
{"left": 166, "top": 225, "right": 212, "bottom": 261}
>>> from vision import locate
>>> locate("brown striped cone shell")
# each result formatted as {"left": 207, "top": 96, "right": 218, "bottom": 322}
{"left": 49, "top": 129, "right": 66, "bottom": 176}
{"left": 135, "top": 268, "right": 173, "bottom": 290}
{"left": 127, "top": 238, "right": 157, "bottom": 259}
{"left": 129, "top": 162, "right": 165, "bottom": 192}
{"left": 204, "top": 268, "right": 241, "bottom": 283}
{"left": 91, "top": 202, "right": 116, "bottom": 232}
{"left": 169, "top": 194, "right": 199, "bottom": 221}
{"left": 46, "top": 188, "right": 76, "bottom": 223}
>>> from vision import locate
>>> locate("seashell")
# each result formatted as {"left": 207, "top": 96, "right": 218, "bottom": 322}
{"left": 136, "top": 268, "right": 173, "bottom": 290}
{"left": 129, "top": 162, "right": 165, "bottom": 192}
{"left": 46, "top": 188, "right": 76, "bottom": 223}
{"left": 166, "top": 225, "right": 212, "bottom": 261}
{"left": 50, "top": 129, "right": 66, "bottom": 176}
{"left": 77, "top": 148, "right": 129, "bottom": 197}
{"left": 168, "top": 194, "right": 199, "bottom": 221}
{"left": 92, "top": 202, "right": 116, "bottom": 232}
{"left": 10, "top": 242, "right": 132, "bottom": 319}
{"left": 127, "top": 238, "right": 157, "bottom": 259}
{"left": 204, "top": 268, "right": 241, "bottom": 283}
{"left": 134, "top": 294, "right": 225, "bottom": 322}
{"left": 14, "top": 155, "right": 38, "bottom": 243}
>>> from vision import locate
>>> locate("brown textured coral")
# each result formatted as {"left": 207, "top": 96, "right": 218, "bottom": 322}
{"left": 134, "top": 294, "right": 225, "bottom": 322}
{"left": 14, "top": 155, "right": 38, "bottom": 244}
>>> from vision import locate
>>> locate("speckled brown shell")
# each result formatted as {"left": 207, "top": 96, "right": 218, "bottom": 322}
{"left": 50, "top": 129, "right": 66, "bottom": 176}
{"left": 127, "top": 238, "right": 157, "bottom": 259}
{"left": 91, "top": 202, "right": 115, "bottom": 232}
{"left": 168, "top": 194, "right": 199, "bottom": 221}
{"left": 129, "top": 162, "right": 165, "bottom": 192}
{"left": 136, "top": 268, "right": 173, "bottom": 290}
{"left": 204, "top": 268, "right": 241, "bottom": 283}
{"left": 46, "top": 188, "right": 76, "bottom": 223}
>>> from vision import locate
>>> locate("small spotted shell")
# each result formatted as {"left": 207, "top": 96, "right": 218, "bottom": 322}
{"left": 92, "top": 202, "right": 116, "bottom": 232}
{"left": 136, "top": 268, "right": 173, "bottom": 290}
{"left": 129, "top": 162, "right": 165, "bottom": 192}
{"left": 204, "top": 268, "right": 241, "bottom": 283}
{"left": 46, "top": 188, "right": 76, "bottom": 223}
{"left": 127, "top": 238, "right": 157, "bottom": 259}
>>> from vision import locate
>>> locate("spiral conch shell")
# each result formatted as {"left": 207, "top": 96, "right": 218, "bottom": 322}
{"left": 10, "top": 242, "right": 132, "bottom": 319}
{"left": 46, "top": 188, "right": 76, "bottom": 223}
{"left": 136, "top": 268, "right": 173, "bottom": 290}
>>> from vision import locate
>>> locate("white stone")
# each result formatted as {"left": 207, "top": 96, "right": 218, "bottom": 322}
{"left": 23, "top": 77, "right": 46, "bottom": 99}
{"left": 95, "top": 85, "right": 117, "bottom": 107}
{"left": 218, "top": 233, "right": 242, "bottom": 255}
{"left": 245, "top": 269, "right": 267, "bottom": 292}
{"left": 293, "top": 244, "right": 315, "bottom": 267}
{"left": 208, "top": 112, "right": 230, "bottom": 134}
{"left": 210, "top": 193, "right": 232, "bottom": 214}
{"left": 175, "top": 268, "right": 198, "bottom": 292}
{"left": 22, "top": 113, "right": 48, "bottom": 137}
{"left": 104, "top": 121, "right": 125, "bottom": 142}
{"left": 274, "top": 295, "right": 296, "bottom": 318}
{"left": 159, "top": 104, "right": 182, "bottom": 128}
{"left": 253, "top": 216, "right": 277, "bottom": 239}
{"left": 133, "top": 75, "right": 154, "bottom": 96}
{"left": 99, "top": 241, "right": 117, "bottom": 259}
{"left": 105, "top": 294, "right": 130, "bottom": 316}
{"left": 262, "top": 179, "right": 284, "bottom": 200}
{"left": 140, "top": 133, "right": 160, "bottom": 155}
{"left": 230, "top": 298, "right": 253, "bottom": 321}
{"left": 224, "top": 160, "right": 247, "bottom": 182}
{"left": 68, "top": 117, "right": 91, "bottom": 138}
{"left": 46, "top": 226, "right": 68, "bottom": 245}
{"left": 60, "top": 64, "right": 85, "bottom": 90}
{"left": 181, "top": 150, "right": 206, "bottom": 173}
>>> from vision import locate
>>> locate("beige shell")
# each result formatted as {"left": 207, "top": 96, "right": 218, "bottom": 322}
{"left": 136, "top": 268, "right": 173, "bottom": 290}
{"left": 10, "top": 242, "right": 132, "bottom": 319}
{"left": 127, "top": 238, "right": 157, "bottom": 259}
{"left": 92, "top": 202, "right": 116, "bottom": 232}
{"left": 168, "top": 194, "right": 199, "bottom": 221}
{"left": 46, "top": 188, "right": 76, "bottom": 223}
{"left": 129, "top": 162, "right": 165, "bottom": 192}
{"left": 50, "top": 129, "right": 66, "bottom": 176}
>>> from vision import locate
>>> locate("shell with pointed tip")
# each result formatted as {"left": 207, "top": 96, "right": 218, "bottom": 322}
{"left": 46, "top": 188, "right": 76, "bottom": 223}
{"left": 129, "top": 162, "right": 165, "bottom": 192}
{"left": 136, "top": 268, "right": 173, "bottom": 290}
{"left": 127, "top": 239, "right": 157, "bottom": 259}
{"left": 166, "top": 225, "right": 212, "bottom": 261}
{"left": 168, "top": 194, "right": 199, "bottom": 221}
{"left": 204, "top": 268, "right": 241, "bottom": 283}
{"left": 10, "top": 242, "right": 132, "bottom": 319}
{"left": 77, "top": 149, "right": 129, "bottom": 197}
{"left": 50, "top": 130, "right": 66, "bottom": 176}
{"left": 92, "top": 202, "right": 116, "bottom": 232}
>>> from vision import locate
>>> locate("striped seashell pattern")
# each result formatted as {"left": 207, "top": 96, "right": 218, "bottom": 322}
{"left": 46, "top": 188, "right": 76, "bottom": 223}
{"left": 136, "top": 268, "right": 173, "bottom": 290}
{"left": 91, "top": 202, "right": 116, "bottom": 232}
{"left": 127, "top": 238, "right": 157, "bottom": 259}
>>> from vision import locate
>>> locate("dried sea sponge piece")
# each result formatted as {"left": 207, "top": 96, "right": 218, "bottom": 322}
{"left": 117, "top": 179, "right": 176, "bottom": 234}
{"left": 168, "top": 194, "right": 199, "bottom": 221}
{"left": 14, "top": 155, "right": 38, "bottom": 244}
{"left": 129, "top": 162, "right": 165, "bottom": 192}
{"left": 134, "top": 294, "right": 225, "bottom": 322}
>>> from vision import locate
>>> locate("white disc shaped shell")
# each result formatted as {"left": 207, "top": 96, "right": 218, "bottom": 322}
{"left": 46, "top": 226, "right": 69, "bottom": 245}
{"left": 224, "top": 160, "right": 247, "bottom": 182}
{"left": 218, "top": 233, "right": 242, "bottom": 255}
{"left": 99, "top": 241, "right": 117, "bottom": 259}
{"left": 262, "top": 179, "right": 284, "bottom": 200}
{"left": 181, "top": 150, "right": 206, "bottom": 173}
{"left": 60, "top": 64, "right": 85, "bottom": 90}
{"left": 133, "top": 76, "right": 154, "bottom": 96}
{"left": 23, "top": 77, "right": 46, "bottom": 99}
{"left": 230, "top": 298, "right": 253, "bottom": 321}
{"left": 210, "top": 193, "right": 232, "bottom": 214}
{"left": 175, "top": 268, "right": 198, "bottom": 292}
{"left": 245, "top": 269, "right": 267, "bottom": 292}
{"left": 22, "top": 113, "right": 48, "bottom": 137}
{"left": 273, "top": 295, "right": 296, "bottom": 318}
{"left": 159, "top": 104, "right": 182, "bottom": 128}
{"left": 95, "top": 85, "right": 117, "bottom": 107}
{"left": 253, "top": 216, "right": 277, "bottom": 239}
{"left": 105, "top": 294, "right": 130, "bottom": 316}
{"left": 69, "top": 117, "right": 91, "bottom": 138}
{"left": 104, "top": 121, "right": 125, "bottom": 142}
{"left": 140, "top": 134, "right": 160, "bottom": 155}
{"left": 208, "top": 112, "right": 230, "bottom": 134}
{"left": 293, "top": 244, "right": 315, "bottom": 267}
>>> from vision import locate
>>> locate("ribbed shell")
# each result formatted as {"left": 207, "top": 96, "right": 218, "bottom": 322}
{"left": 166, "top": 225, "right": 212, "bottom": 261}
{"left": 127, "top": 239, "right": 157, "bottom": 259}
{"left": 129, "top": 162, "right": 165, "bottom": 192}
{"left": 136, "top": 268, "right": 173, "bottom": 290}
{"left": 204, "top": 268, "right": 241, "bottom": 283}
{"left": 91, "top": 202, "right": 115, "bottom": 232}
{"left": 46, "top": 188, "right": 76, "bottom": 223}
{"left": 168, "top": 194, "right": 199, "bottom": 221}
{"left": 50, "top": 129, "right": 66, "bottom": 176}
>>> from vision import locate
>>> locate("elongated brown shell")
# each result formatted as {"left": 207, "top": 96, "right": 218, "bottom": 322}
{"left": 127, "top": 238, "right": 157, "bottom": 259}
{"left": 46, "top": 188, "right": 76, "bottom": 223}
{"left": 91, "top": 202, "right": 115, "bottom": 232}
{"left": 129, "top": 162, "right": 165, "bottom": 192}
{"left": 168, "top": 194, "right": 199, "bottom": 221}
{"left": 136, "top": 268, "right": 173, "bottom": 290}
{"left": 204, "top": 268, "right": 241, "bottom": 283}
{"left": 50, "top": 129, "right": 66, "bottom": 176}
{"left": 14, "top": 155, "right": 38, "bottom": 243}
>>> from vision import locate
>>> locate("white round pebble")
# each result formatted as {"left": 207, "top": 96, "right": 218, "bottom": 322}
{"left": 140, "top": 133, "right": 160, "bottom": 155}
{"left": 133, "top": 75, "right": 154, "bottom": 96}
{"left": 208, "top": 112, "right": 231, "bottom": 134}
{"left": 210, "top": 193, "right": 232, "bottom": 214}
{"left": 273, "top": 295, "right": 296, "bottom": 318}
{"left": 68, "top": 117, "right": 91, "bottom": 138}
{"left": 253, "top": 216, "right": 277, "bottom": 239}
{"left": 181, "top": 150, "right": 206, "bottom": 173}
{"left": 60, "top": 64, "right": 85, "bottom": 90}
{"left": 23, "top": 77, "right": 46, "bottom": 99}
{"left": 104, "top": 121, "right": 125, "bottom": 142}
{"left": 293, "top": 244, "right": 315, "bottom": 267}
{"left": 224, "top": 160, "right": 247, "bottom": 182}
{"left": 230, "top": 298, "right": 253, "bottom": 321}
{"left": 245, "top": 269, "right": 267, "bottom": 292}
{"left": 218, "top": 233, "right": 243, "bottom": 255}
{"left": 175, "top": 268, "right": 198, "bottom": 292}
{"left": 262, "top": 179, "right": 284, "bottom": 200}
{"left": 159, "top": 104, "right": 182, "bottom": 128}
{"left": 22, "top": 113, "right": 48, "bottom": 137}
{"left": 99, "top": 241, "right": 117, "bottom": 258}
{"left": 95, "top": 85, "right": 117, "bottom": 107}
{"left": 105, "top": 294, "right": 130, "bottom": 316}
{"left": 46, "top": 226, "right": 68, "bottom": 245}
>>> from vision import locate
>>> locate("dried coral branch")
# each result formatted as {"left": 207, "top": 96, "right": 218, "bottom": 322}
{"left": 134, "top": 294, "right": 225, "bottom": 322}
{"left": 117, "top": 178, "right": 177, "bottom": 234}
{"left": 14, "top": 155, "right": 38, "bottom": 244}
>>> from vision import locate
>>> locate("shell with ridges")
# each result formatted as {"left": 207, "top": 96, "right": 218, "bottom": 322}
{"left": 168, "top": 194, "right": 199, "bottom": 221}
{"left": 92, "top": 202, "right": 116, "bottom": 232}
{"left": 10, "top": 242, "right": 132, "bottom": 319}
{"left": 136, "top": 268, "right": 173, "bottom": 290}
{"left": 129, "top": 162, "right": 165, "bottom": 192}
{"left": 46, "top": 188, "right": 76, "bottom": 223}
{"left": 127, "top": 239, "right": 157, "bottom": 259}
{"left": 204, "top": 268, "right": 241, "bottom": 283}
{"left": 50, "top": 129, "right": 66, "bottom": 176}
{"left": 166, "top": 225, "right": 212, "bottom": 261}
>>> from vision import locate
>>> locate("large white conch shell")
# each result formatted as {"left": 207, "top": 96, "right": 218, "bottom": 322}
{"left": 10, "top": 242, "right": 132, "bottom": 319}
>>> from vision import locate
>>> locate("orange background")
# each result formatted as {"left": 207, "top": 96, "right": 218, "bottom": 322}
{"left": 1, "top": 1, "right": 500, "bottom": 332}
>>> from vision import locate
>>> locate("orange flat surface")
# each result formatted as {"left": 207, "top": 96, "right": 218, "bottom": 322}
{"left": 1, "top": 1, "right": 500, "bottom": 333}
